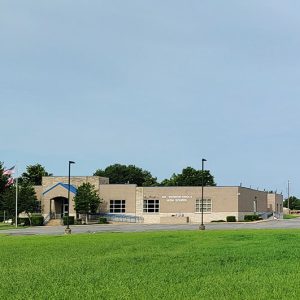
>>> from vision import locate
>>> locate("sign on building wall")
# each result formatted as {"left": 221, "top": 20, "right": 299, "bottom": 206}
{"left": 162, "top": 195, "right": 193, "bottom": 202}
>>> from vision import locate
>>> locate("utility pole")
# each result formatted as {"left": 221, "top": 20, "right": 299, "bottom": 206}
{"left": 288, "top": 180, "right": 290, "bottom": 211}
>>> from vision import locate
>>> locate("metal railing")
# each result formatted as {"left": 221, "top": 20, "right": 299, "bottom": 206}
{"left": 273, "top": 212, "right": 283, "bottom": 219}
{"left": 258, "top": 212, "right": 273, "bottom": 220}
{"left": 43, "top": 213, "right": 51, "bottom": 225}
{"left": 89, "top": 213, "right": 144, "bottom": 223}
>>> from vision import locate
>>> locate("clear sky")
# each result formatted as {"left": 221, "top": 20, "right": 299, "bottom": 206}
{"left": 1, "top": 1, "right": 299, "bottom": 197}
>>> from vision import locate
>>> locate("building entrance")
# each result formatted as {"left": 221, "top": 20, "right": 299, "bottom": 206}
{"left": 50, "top": 197, "right": 69, "bottom": 219}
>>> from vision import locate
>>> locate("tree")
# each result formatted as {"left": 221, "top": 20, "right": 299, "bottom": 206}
{"left": 0, "top": 162, "right": 15, "bottom": 219}
{"left": 0, "top": 186, "right": 15, "bottom": 219}
{"left": 74, "top": 183, "right": 102, "bottom": 223}
{"left": 20, "top": 164, "right": 52, "bottom": 185}
{"left": 283, "top": 196, "right": 300, "bottom": 210}
{"left": 0, "top": 162, "right": 11, "bottom": 194}
{"left": 0, "top": 181, "right": 38, "bottom": 223}
{"left": 94, "top": 164, "right": 158, "bottom": 186}
{"left": 18, "top": 182, "right": 38, "bottom": 225}
{"left": 160, "top": 167, "right": 216, "bottom": 186}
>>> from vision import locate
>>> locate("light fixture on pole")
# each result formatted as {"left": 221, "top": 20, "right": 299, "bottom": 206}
{"left": 199, "top": 158, "right": 206, "bottom": 230}
{"left": 65, "top": 161, "right": 75, "bottom": 234}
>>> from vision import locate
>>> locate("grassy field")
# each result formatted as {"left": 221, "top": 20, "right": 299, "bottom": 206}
{"left": 283, "top": 214, "right": 299, "bottom": 219}
{"left": 0, "top": 230, "right": 299, "bottom": 299}
{"left": 0, "top": 223, "right": 18, "bottom": 230}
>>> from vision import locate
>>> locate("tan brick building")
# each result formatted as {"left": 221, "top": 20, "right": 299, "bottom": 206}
{"left": 35, "top": 176, "right": 283, "bottom": 224}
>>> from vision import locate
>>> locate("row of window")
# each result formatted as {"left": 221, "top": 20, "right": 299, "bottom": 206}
{"left": 109, "top": 199, "right": 212, "bottom": 213}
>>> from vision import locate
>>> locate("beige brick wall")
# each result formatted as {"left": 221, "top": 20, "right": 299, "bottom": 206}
{"left": 99, "top": 184, "right": 136, "bottom": 214}
{"left": 42, "top": 176, "right": 108, "bottom": 191}
{"left": 267, "top": 193, "right": 283, "bottom": 213}
{"left": 141, "top": 186, "right": 238, "bottom": 214}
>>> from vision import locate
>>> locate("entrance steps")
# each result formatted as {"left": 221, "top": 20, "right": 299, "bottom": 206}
{"left": 46, "top": 219, "right": 62, "bottom": 226}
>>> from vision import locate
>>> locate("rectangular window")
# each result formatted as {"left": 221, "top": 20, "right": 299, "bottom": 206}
{"left": 143, "top": 199, "right": 159, "bottom": 213}
{"left": 110, "top": 200, "right": 125, "bottom": 213}
{"left": 195, "top": 199, "right": 212, "bottom": 213}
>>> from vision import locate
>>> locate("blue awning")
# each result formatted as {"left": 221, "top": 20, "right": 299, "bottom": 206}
{"left": 42, "top": 182, "right": 77, "bottom": 195}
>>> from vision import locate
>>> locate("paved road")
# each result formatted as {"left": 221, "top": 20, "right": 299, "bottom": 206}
{"left": 1, "top": 218, "right": 300, "bottom": 236}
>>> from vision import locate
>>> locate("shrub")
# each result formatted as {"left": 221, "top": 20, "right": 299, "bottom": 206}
{"left": 99, "top": 217, "right": 108, "bottom": 224}
{"left": 226, "top": 216, "right": 236, "bottom": 222}
{"left": 63, "top": 216, "right": 75, "bottom": 225}
{"left": 75, "top": 218, "right": 83, "bottom": 225}
{"left": 244, "top": 215, "right": 261, "bottom": 221}
{"left": 211, "top": 220, "right": 226, "bottom": 222}
{"left": 31, "top": 215, "right": 44, "bottom": 226}
{"left": 17, "top": 217, "right": 30, "bottom": 226}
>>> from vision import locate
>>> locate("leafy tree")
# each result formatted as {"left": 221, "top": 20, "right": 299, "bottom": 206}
{"left": 283, "top": 196, "right": 300, "bottom": 210}
{"left": 20, "top": 164, "right": 52, "bottom": 185}
{"left": 74, "top": 183, "right": 102, "bottom": 223}
{"left": 0, "top": 182, "right": 38, "bottom": 223}
{"left": 0, "top": 162, "right": 11, "bottom": 194}
{"left": 160, "top": 167, "right": 216, "bottom": 186}
{"left": 94, "top": 164, "right": 158, "bottom": 186}
{"left": 0, "top": 186, "right": 15, "bottom": 219}
{"left": 0, "top": 162, "right": 15, "bottom": 219}
{"left": 18, "top": 182, "right": 38, "bottom": 224}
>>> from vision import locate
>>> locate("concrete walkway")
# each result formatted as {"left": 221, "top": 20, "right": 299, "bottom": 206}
{"left": 0, "top": 218, "right": 300, "bottom": 236}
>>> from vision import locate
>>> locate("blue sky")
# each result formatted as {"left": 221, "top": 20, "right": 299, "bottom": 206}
{"left": 1, "top": 1, "right": 299, "bottom": 196}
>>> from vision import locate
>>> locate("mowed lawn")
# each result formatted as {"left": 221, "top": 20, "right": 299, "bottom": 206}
{"left": 0, "top": 230, "right": 299, "bottom": 299}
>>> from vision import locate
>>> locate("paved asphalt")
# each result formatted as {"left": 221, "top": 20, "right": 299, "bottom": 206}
{"left": 1, "top": 218, "right": 300, "bottom": 236}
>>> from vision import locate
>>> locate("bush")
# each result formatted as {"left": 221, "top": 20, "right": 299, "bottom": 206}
{"left": 17, "top": 217, "right": 30, "bottom": 226}
{"left": 211, "top": 220, "right": 226, "bottom": 222}
{"left": 99, "top": 217, "right": 108, "bottom": 224}
{"left": 63, "top": 216, "right": 75, "bottom": 225}
{"left": 31, "top": 215, "right": 44, "bottom": 226}
{"left": 226, "top": 216, "right": 236, "bottom": 222}
{"left": 244, "top": 215, "right": 261, "bottom": 221}
{"left": 75, "top": 218, "right": 83, "bottom": 225}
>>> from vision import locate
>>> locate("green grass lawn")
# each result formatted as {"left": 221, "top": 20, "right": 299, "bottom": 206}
{"left": 283, "top": 214, "right": 299, "bottom": 219}
{"left": 0, "top": 223, "right": 17, "bottom": 230}
{"left": 0, "top": 230, "right": 299, "bottom": 299}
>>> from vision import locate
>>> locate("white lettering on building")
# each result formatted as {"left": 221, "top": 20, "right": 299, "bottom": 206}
{"left": 162, "top": 195, "right": 193, "bottom": 202}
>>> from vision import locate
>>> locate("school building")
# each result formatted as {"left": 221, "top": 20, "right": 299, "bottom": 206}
{"left": 34, "top": 176, "right": 283, "bottom": 224}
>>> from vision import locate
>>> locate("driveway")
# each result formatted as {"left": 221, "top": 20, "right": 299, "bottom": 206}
{"left": 1, "top": 218, "right": 300, "bottom": 236}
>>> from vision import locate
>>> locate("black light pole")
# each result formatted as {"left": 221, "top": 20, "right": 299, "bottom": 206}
{"left": 199, "top": 158, "right": 207, "bottom": 230}
{"left": 65, "top": 160, "right": 75, "bottom": 234}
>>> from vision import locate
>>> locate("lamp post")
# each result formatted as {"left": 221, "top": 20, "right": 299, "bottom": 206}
{"left": 199, "top": 158, "right": 207, "bottom": 230}
{"left": 65, "top": 160, "right": 75, "bottom": 234}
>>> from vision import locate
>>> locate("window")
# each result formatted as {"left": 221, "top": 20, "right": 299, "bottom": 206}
{"left": 110, "top": 200, "right": 125, "bottom": 213}
{"left": 143, "top": 199, "right": 159, "bottom": 213}
{"left": 35, "top": 201, "right": 42, "bottom": 213}
{"left": 195, "top": 199, "right": 212, "bottom": 212}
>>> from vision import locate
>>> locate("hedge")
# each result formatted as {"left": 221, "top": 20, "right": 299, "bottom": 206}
{"left": 17, "top": 217, "right": 31, "bottom": 226}
{"left": 99, "top": 217, "right": 108, "bottom": 224}
{"left": 17, "top": 215, "right": 44, "bottom": 226}
{"left": 226, "top": 216, "right": 236, "bottom": 222}
{"left": 63, "top": 216, "right": 75, "bottom": 225}
{"left": 31, "top": 215, "right": 44, "bottom": 226}
{"left": 244, "top": 215, "right": 262, "bottom": 221}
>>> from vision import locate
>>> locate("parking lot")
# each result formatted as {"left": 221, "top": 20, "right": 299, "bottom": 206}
{"left": 0, "top": 218, "right": 299, "bottom": 236}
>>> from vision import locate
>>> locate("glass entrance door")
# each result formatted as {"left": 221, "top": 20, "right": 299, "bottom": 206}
{"left": 63, "top": 204, "right": 69, "bottom": 217}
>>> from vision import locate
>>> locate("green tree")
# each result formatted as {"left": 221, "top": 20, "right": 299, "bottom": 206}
{"left": 18, "top": 182, "right": 38, "bottom": 225}
{"left": 0, "top": 162, "right": 15, "bottom": 219}
{"left": 283, "top": 196, "right": 300, "bottom": 210}
{"left": 94, "top": 164, "right": 158, "bottom": 186}
{"left": 160, "top": 167, "right": 216, "bottom": 186}
{"left": 0, "top": 182, "right": 38, "bottom": 223}
{"left": 0, "top": 186, "right": 15, "bottom": 219}
{"left": 20, "top": 164, "right": 52, "bottom": 185}
{"left": 0, "top": 162, "right": 11, "bottom": 194}
{"left": 74, "top": 183, "right": 102, "bottom": 223}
